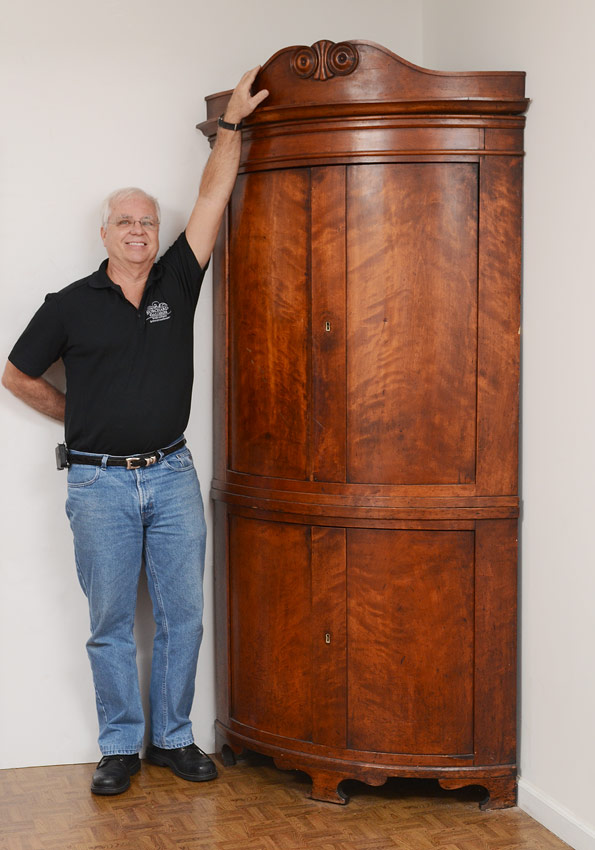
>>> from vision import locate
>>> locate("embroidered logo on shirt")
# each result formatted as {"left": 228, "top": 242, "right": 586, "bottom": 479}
{"left": 146, "top": 301, "right": 172, "bottom": 323}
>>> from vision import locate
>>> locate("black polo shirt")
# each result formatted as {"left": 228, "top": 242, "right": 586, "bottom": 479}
{"left": 9, "top": 232, "right": 208, "bottom": 455}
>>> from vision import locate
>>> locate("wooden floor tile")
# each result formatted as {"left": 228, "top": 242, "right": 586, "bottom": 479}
{"left": 0, "top": 754, "right": 571, "bottom": 850}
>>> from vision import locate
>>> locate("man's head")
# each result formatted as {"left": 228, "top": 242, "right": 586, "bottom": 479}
{"left": 100, "top": 187, "right": 161, "bottom": 268}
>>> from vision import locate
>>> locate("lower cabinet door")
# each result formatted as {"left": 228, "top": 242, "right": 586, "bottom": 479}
{"left": 227, "top": 513, "right": 477, "bottom": 760}
{"left": 228, "top": 514, "right": 314, "bottom": 742}
{"left": 346, "top": 528, "right": 475, "bottom": 756}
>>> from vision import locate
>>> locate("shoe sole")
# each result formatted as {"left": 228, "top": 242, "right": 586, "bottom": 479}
{"left": 90, "top": 761, "right": 141, "bottom": 795}
{"left": 145, "top": 754, "right": 218, "bottom": 782}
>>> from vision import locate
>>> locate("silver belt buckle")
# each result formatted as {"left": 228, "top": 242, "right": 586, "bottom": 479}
{"left": 125, "top": 454, "right": 157, "bottom": 470}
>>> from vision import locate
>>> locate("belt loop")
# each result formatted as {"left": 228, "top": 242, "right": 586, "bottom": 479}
{"left": 101, "top": 455, "right": 109, "bottom": 469}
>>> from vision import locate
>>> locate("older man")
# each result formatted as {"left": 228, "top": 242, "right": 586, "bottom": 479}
{"left": 2, "top": 67, "right": 268, "bottom": 795}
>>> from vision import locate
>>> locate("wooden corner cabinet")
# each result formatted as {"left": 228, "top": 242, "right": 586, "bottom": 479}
{"left": 197, "top": 40, "right": 528, "bottom": 809}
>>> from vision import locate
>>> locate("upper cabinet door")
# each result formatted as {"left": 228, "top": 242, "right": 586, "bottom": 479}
{"left": 228, "top": 170, "right": 311, "bottom": 481}
{"left": 346, "top": 162, "right": 479, "bottom": 486}
{"left": 227, "top": 162, "right": 481, "bottom": 490}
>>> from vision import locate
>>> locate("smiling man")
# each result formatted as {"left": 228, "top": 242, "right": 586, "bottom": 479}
{"left": 2, "top": 67, "right": 268, "bottom": 796}
{"left": 101, "top": 194, "right": 161, "bottom": 291}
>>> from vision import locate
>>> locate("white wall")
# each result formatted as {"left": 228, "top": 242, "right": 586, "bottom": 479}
{"left": 4, "top": 5, "right": 593, "bottom": 847}
{"left": 0, "top": 0, "right": 423, "bottom": 770}
{"left": 422, "top": 2, "right": 595, "bottom": 847}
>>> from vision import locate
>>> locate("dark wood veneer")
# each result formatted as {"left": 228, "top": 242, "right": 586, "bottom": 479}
{"left": 199, "top": 40, "right": 527, "bottom": 808}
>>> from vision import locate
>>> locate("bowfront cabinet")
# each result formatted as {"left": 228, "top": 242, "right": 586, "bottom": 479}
{"left": 198, "top": 40, "right": 528, "bottom": 808}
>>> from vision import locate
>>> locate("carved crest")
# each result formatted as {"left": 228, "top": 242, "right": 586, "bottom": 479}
{"left": 291, "top": 40, "right": 359, "bottom": 81}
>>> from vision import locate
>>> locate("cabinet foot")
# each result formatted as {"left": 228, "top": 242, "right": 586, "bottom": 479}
{"left": 219, "top": 744, "right": 239, "bottom": 767}
{"left": 308, "top": 770, "right": 349, "bottom": 805}
{"left": 438, "top": 774, "right": 517, "bottom": 810}
{"left": 216, "top": 729, "right": 246, "bottom": 767}
{"left": 273, "top": 757, "right": 350, "bottom": 804}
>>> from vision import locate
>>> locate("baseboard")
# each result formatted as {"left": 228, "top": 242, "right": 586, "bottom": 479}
{"left": 517, "top": 778, "right": 595, "bottom": 850}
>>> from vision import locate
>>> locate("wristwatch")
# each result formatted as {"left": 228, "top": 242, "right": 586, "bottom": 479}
{"left": 218, "top": 114, "right": 243, "bottom": 131}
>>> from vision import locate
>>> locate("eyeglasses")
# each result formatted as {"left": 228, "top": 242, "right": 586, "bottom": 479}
{"left": 109, "top": 217, "right": 159, "bottom": 230}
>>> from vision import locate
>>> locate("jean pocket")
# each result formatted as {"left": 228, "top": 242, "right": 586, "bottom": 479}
{"left": 162, "top": 448, "right": 194, "bottom": 471}
{"left": 67, "top": 464, "right": 101, "bottom": 487}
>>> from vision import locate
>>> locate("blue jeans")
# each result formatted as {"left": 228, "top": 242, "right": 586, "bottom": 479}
{"left": 65, "top": 440, "right": 206, "bottom": 756}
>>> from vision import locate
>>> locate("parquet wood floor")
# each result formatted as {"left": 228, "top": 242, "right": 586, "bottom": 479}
{"left": 0, "top": 753, "right": 571, "bottom": 850}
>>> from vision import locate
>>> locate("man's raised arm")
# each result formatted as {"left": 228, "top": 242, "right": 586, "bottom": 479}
{"left": 185, "top": 66, "right": 269, "bottom": 268}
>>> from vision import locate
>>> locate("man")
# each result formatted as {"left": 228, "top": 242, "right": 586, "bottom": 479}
{"left": 2, "top": 67, "right": 268, "bottom": 796}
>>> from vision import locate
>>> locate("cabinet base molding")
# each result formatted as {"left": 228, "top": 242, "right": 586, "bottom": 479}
{"left": 438, "top": 776, "right": 518, "bottom": 811}
{"left": 216, "top": 725, "right": 517, "bottom": 808}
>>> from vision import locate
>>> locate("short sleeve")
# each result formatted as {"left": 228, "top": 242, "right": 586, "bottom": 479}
{"left": 157, "top": 232, "right": 209, "bottom": 306}
{"left": 8, "top": 294, "right": 67, "bottom": 378}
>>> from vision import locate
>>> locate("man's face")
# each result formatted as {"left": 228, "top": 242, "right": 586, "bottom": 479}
{"left": 101, "top": 195, "right": 160, "bottom": 267}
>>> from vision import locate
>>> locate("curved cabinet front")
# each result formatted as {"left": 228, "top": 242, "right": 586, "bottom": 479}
{"left": 200, "top": 40, "right": 527, "bottom": 808}
{"left": 213, "top": 502, "right": 517, "bottom": 807}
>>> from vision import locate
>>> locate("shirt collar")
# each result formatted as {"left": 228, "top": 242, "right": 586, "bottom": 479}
{"left": 88, "top": 257, "right": 164, "bottom": 289}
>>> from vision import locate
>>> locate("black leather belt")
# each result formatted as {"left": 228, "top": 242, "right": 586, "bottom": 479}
{"left": 68, "top": 439, "right": 186, "bottom": 470}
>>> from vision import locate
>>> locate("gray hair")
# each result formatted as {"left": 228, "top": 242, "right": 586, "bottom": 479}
{"left": 101, "top": 187, "right": 161, "bottom": 228}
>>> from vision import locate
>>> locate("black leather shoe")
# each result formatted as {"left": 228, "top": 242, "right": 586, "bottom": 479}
{"left": 90, "top": 754, "right": 141, "bottom": 796}
{"left": 145, "top": 743, "right": 218, "bottom": 782}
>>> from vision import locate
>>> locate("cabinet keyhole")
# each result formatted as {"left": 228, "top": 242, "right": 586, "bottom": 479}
{"left": 325, "top": 632, "right": 331, "bottom": 644}
{"left": 325, "top": 321, "right": 331, "bottom": 332}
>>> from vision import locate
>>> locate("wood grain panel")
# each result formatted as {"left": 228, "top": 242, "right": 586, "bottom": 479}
{"left": 311, "top": 167, "right": 347, "bottom": 482}
{"left": 229, "top": 515, "right": 312, "bottom": 741}
{"left": 476, "top": 157, "right": 522, "bottom": 495}
{"left": 311, "top": 527, "right": 347, "bottom": 747}
{"left": 346, "top": 163, "right": 478, "bottom": 485}
{"left": 347, "top": 528, "right": 474, "bottom": 754}
{"left": 484, "top": 128, "right": 524, "bottom": 151}
{"left": 474, "top": 519, "right": 518, "bottom": 765}
{"left": 228, "top": 170, "right": 310, "bottom": 480}
{"left": 240, "top": 125, "right": 484, "bottom": 171}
